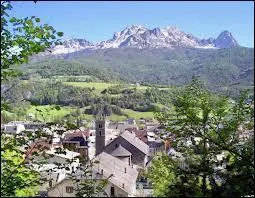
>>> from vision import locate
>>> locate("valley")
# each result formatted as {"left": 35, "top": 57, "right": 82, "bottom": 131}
{"left": 2, "top": 77, "right": 173, "bottom": 124}
{"left": 4, "top": 46, "right": 254, "bottom": 125}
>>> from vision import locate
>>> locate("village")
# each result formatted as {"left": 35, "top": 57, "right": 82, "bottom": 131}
{"left": 1, "top": 116, "right": 175, "bottom": 197}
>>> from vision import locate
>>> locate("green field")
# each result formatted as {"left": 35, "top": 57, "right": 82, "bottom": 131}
{"left": 108, "top": 114, "right": 127, "bottom": 121}
{"left": 26, "top": 105, "right": 78, "bottom": 122}
{"left": 24, "top": 104, "right": 156, "bottom": 122}
{"left": 64, "top": 81, "right": 172, "bottom": 94}
{"left": 64, "top": 82, "right": 118, "bottom": 94}
{"left": 122, "top": 109, "right": 155, "bottom": 119}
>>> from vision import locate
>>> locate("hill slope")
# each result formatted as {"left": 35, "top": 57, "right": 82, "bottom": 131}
{"left": 24, "top": 47, "right": 254, "bottom": 96}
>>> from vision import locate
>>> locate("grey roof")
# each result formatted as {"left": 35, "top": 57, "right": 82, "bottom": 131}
{"left": 93, "top": 152, "right": 138, "bottom": 195}
{"left": 110, "top": 145, "right": 132, "bottom": 157}
{"left": 120, "top": 130, "right": 149, "bottom": 155}
{"left": 41, "top": 152, "right": 138, "bottom": 196}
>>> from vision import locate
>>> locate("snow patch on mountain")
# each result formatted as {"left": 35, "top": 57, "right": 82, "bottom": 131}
{"left": 49, "top": 25, "right": 240, "bottom": 55}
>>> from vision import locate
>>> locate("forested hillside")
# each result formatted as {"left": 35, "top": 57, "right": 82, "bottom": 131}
{"left": 24, "top": 47, "right": 254, "bottom": 96}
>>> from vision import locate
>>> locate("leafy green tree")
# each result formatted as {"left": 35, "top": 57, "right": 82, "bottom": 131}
{"left": 1, "top": 1, "right": 63, "bottom": 83}
{"left": 146, "top": 153, "right": 178, "bottom": 197}
{"left": 1, "top": 135, "right": 41, "bottom": 197}
{"left": 148, "top": 78, "right": 254, "bottom": 197}
{"left": 1, "top": 1, "right": 63, "bottom": 196}
{"left": 1, "top": 2, "right": 111, "bottom": 197}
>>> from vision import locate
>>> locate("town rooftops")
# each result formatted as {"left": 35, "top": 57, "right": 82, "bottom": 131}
{"left": 110, "top": 144, "right": 132, "bottom": 157}
{"left": 121, "top": 130, "right": 149, "bottom": 155}
{"left": 46, "top": 148, "right": 80, "bottom": 160}
{"left": 26, "top": 138, "right": 52, "bottom": 156}
{"left": 5, "top": 121, "right": 43, "bottom": 125}
{"left": 64, "top": 137, "right": 88, "bottom": 147}
{"left": 63, "top": 130, "right": 90, "bottom": 147}
{"left": 64, "top": 130, "right": 90, "bottom": 138}
{"left": 92, "top": 152, "right": 138, "bottom": 195}
{"left": 125, "top": 128, "right": 148, "bottom": 144}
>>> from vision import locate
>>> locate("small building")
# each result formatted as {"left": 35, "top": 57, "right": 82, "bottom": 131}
{"left": 110, "top": 144, "right": 132, "bottom": 165}
{"left": 63, "top": 130, "right": 90, "bottom": 163}
{"left": 126, "top": 118, "right": 136, "bottom": 125}
{"left": 47, "top": 152, "right": 139, "bottom": 197}
{"left": 25, "top": 138, "right": 53, "bottom": 159}
{"left": 4, "top": 121, "right": 45, "bottom": 133}
{"left": 104, "top": 130, "right": 150, "bottom": 168}
{"left": 116, "top": 122, "right": 138, "bottom": 132}
{"left": 92, "top": 152, "right": 139, "bottom": 197}
{"left": 145, "top": 121, "right": 159, "bottom": 131}
{"left": 3, "top": 122, "right": 25, "bottom": 134}
{"left": 33, "top": 148, "right": 81, "bottom": 197}
{"left": 125, "top": 128, "right": 148, "bottom": 144}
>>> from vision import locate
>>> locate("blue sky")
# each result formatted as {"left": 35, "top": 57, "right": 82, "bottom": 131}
{"left": 11, "top": 1, "right": 254, "bottom": 47}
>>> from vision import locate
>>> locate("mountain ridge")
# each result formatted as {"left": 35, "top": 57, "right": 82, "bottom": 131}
{"left": 46, "top": 25, "right": 240, "bottom": 55}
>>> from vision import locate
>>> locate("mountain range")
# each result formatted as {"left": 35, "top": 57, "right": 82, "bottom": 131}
{"left": 47, "top": 25, "right": 240, "bottom": 55}
{"left": 26, "top": 25, "right": 253, "bottom": 98}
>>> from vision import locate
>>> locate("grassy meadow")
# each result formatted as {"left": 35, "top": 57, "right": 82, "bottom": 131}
{"left": 24, "top": 104, "right": 156, "bottom": 123}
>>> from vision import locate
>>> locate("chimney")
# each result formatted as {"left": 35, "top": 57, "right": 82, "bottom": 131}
{"left": 165, "top": 139, "right": 171, "bottom": 153}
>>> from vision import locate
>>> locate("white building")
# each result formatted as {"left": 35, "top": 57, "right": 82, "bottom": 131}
{"left": 3, "top": 123, "right": 25, "bottom": 134}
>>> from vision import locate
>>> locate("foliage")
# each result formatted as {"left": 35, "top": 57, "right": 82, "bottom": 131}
{"left": 1, "top": 135, "right": 40, "bottom": 197}
{"left": 73, "top": 161, "right": 111, "bottom": 197}
{"left": 1, "top": 2, "right": 115, "bottom": 198}
{"left": 1, "top": 1, "right": 63, "bottom": 196}
{"left": 2, "top": 78, "right": 172, "bottom": 122}
{"left": 1, "top": 1, "right": 63, "bottom": 83}
{"left": 22, "top": 47, "right": 254, "bottom": 98}
{"left": 19, "top": 59, "right": 121, "bottom": 82}
{"left": 145, "top": 153, "right": 177, "bottom": 197}
{"left": 148, "top": 78, "right": 254, "bottom": 197}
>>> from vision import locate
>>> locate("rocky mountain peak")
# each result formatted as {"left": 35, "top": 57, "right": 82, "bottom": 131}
{"left": 214, "top": 30, "right": 239, "bottom": 48}
{"left": 48, "top": 25, "right": 241, "bottom": 54}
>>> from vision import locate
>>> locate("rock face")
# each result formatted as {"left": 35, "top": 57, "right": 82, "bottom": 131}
{"left": 213, "top": 31, "right": 239, "bottom": 48}
{"left": 49, "top": 25, "right": 240, "bottom": 55}
{"left": 50, "top": 39, "right": 95, "bottom": 55}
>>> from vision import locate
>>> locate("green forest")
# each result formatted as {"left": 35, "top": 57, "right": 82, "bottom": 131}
{"left": 24, "top": 46, "right": 254, "bottom": 97}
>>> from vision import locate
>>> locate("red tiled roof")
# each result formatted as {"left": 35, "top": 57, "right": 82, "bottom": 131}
{"left": 125, "top": 128, "right": 148, "bottom": 144}
{"left": 26, "top": 139, "right": 52, "bottom": 156}
{"left": 64, "top": 130, "right": 90, "bottom": 139}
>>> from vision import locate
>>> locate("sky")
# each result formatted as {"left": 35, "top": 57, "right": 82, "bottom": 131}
{"left": 10, "top": 1, "right": 254, "bottom": 47}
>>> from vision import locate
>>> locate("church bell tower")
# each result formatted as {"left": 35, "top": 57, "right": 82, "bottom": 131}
{"left": 95, "top": 114, "right": 106, "bottom": 155}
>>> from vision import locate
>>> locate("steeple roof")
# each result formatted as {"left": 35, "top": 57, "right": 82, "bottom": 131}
{"left": 110, "top": 144, "right": 132, "bottom": 157}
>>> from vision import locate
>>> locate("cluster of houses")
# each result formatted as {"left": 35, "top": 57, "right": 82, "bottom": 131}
{"left": 1, "top": 117, "right": 169, "bottom": 197}
{"left": 3, "top": 114, "right": 253, "bottom": 197}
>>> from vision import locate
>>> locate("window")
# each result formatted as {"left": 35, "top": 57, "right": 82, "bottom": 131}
{"left": 66, "top": 186, "right": 74, "bottom": 193}
{"left": 115, "top": 144, "right": 118, "bottom": 148}
{"left": 110, "top": 187, "right": 115, "bottom": 196}
{"left": 49, "top": 180, "right": 52, "bottom": 188}
{"left": 98, "top": 123, "right": 102, "bottom": 129}
{"left": 99, "top": 130, "right": 102, "bottom": 136}
{"left": 124, "top": 168, "right": 126, "bottom": 173}
{"left": 39, "top": 191, "right": 48, "bottom": 197}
